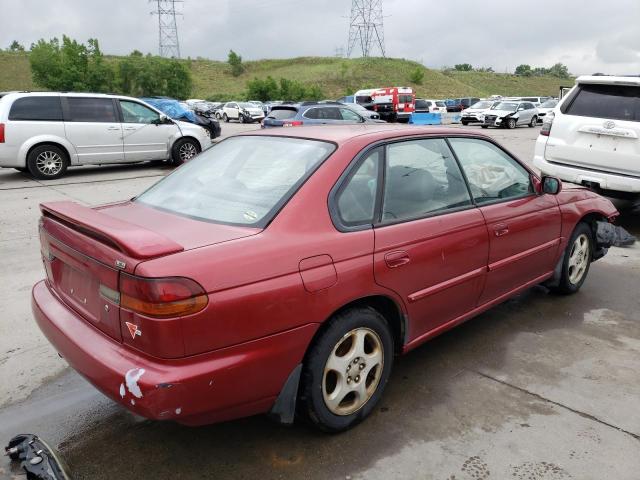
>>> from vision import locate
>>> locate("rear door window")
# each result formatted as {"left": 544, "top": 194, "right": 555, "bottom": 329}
{"left": 565, "top": 84, "right": 640, "bottom": 122}
{"left": 336, "top": 149, "right": 381, "bottom": 226}
{"left": 9, "top": 96, "right": 63, "bottom": 121}
{"left": 67, "top": 97, "right": 118, "bottom": 122}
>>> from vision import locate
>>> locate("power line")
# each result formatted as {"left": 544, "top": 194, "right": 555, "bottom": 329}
{"left": 150, "top": 0, "right": 183, "bottom": 58}
{"left": 347, "top": 0, "right": 386, "bottom": 58}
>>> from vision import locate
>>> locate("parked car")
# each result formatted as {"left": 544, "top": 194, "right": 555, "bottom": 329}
{"left": 248, "top": 100, "right": 268, "bottom": 116}
{"left": 220, "top": 102, "right": 265, "bottom": 123}
{"left": 482, "top": 101, "right": 539, "bottom": 129}
{"left": 143, "top": 97, "right": 221, "bottom": 140}
{"left": 446, "top": 97, "right": 481, "bottom": 112}
{"left": 534, "top": 75, "right": 640, "bottom": 200}
{"left": 0, "top": 92, "right": 210, "bottom": 179}
{"left": 262, "top": 102, "right": 384, "bottom": 128}
{"left": 536, "top": 99, "right": 558, "bottom": 122}
{"left": 414, "top": 99, "right": 447, "bottom": 114}
{"left": 32, "top": 125, "right": 618, "bottom": 432}
{"left": 460, "top": 100, "right": 500, "bottom": 125}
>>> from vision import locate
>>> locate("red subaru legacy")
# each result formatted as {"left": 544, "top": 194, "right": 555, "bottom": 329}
{"left": 33, "top": 125, "right": 617, "bottom": 431}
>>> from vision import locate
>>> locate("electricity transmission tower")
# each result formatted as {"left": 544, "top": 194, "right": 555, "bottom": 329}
{"left": 150, "top": 0, "right": 183, "bottom": 58}
{"left": 346, "top": 0, "right": 386, "bottom": 58}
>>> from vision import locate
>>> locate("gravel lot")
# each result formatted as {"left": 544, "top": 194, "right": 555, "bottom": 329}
{"left": 1, "top": 122, "right": 638, "bottom": 479}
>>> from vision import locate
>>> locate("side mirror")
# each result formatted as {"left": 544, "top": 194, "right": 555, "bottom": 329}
{"left": 155, "top": 114, "right": 172, "bottom": 125}
{"left": 542, "top": 176, "right": 562, "bottom": 195}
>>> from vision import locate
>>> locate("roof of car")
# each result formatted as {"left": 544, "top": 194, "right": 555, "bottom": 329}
{"left": 576, "top": 75, "right": 640, "bottom": 86}
{"left": 241, "top": 124, "right": 489, "bottom": 145}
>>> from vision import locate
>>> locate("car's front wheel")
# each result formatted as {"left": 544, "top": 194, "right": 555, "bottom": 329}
{"left": 27, "top": 145, "right": 69, "bottom": 180}
{"left": 550, "top": 222, "right": 593, "bottom": 294}
{"left": 506, "top": 118, "right": 517, "bottom": 129}
{"left": 171, "top": 138, "right": 201, "bottom": 166}
{"left": 300, "top": 307, "right": 394, "bottom": 432}
{"left": 223, "top": 113, "right": 229, "bottom": 123}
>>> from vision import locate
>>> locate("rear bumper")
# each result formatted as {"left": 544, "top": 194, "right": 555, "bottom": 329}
{"left": 32, "top": 280, "right": 318, "bottom": 426}
{"left": 533, "top": 156, "right": 640, "bottom": 194}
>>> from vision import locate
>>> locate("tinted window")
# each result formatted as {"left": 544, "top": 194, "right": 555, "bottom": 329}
{"left": 120, "top": 101, "right": 160, "bottom": 124}
{"left": 340, "top": 108, "right": 362, "bottom": 121}
{"left": 8, "top": 96, "right": 63, "bottom": 121}
{"left": 67, "top": 98, "right": 117, "bottom": 122}
{"left": 449, "top": 138, "right": 533, "bottom": 204}
{"left": 382, "top": 139, "right": 472, "bottom": 222}
{"left": 398, "top": 94, "right": 413, "bottom": 103}
{"left": 267, "top": 108, "right": 298, "bottom": 120}
{"left": 137, "top": 136, "right": 334, "bottom": 227}
{"left": 415, "top": 100, "right": 429, "bottom": 109}
{"left": 565, "top": 84, "right": 639, "bottom": 122}
{"left": 337, "top": 149, "right": 380, "bottom": 226}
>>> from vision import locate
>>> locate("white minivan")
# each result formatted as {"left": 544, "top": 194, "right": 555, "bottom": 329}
{"left": 533, "top": 76, "right": 640, "bottom": 198}
{"left": 0, "top": 92, "right": 211, "bottom": 179}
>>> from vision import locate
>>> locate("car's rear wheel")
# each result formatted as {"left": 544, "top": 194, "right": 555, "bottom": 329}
{"left": 27, "top": 145, "right": 69, "bottom": 180}
{"left": 171, "top": 138, "right": 201, "bottom": 166}
{"left": 506, "top": 118, "right": 517, "bottom": 129}
{"left": 529, "top": 116, "right": 538, "bottom": 127}
{"left": 223, "top": 113, "right": 229, "bottom": 123}
{"left": 550, "top": 222, "right": 593, "bottom": 294}
{"left": 300, "top": 307, "right": 393, "bottom": 432}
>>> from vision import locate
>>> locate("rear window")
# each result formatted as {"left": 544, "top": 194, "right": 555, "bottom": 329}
{"left": 565, "top": 84, "right": 640, "bottom": 122}
{"left": 415, "top": 100, "right": 430, "bottom": 109}
{"left": 9, "top": 96, "right": 63, "bottom": 121}
{"left": 267, "top": 108, "right": 298, "bottom": 120}
{"left": 435, "top": 101, "right": 446, "bottom": 107}
{"left": 67, "top": 97, "right": 118, "bottom": 122}
{"left": 136, "top": 136, "right": 335, "bottom": 227}
{"left": 398, "top": 94, "right": 413, "bottom": 103}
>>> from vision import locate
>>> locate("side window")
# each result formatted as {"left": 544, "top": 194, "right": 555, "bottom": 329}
{"left": 324, "top": 107, "right": 342, "bottom": 120}
{"left": 340, "top": 108, "right": 362, "bottom": 122}
{"left": 303, "top": 108, "right": 320, "bottom": 119}
{"left": 336, "top": 149, "right": 380, "bottom": 226}
{"left": 67, "top": 98, "right": 117, "bottom": 122}
{"left": 382, "top": 139, "right": 472, "bottom": 222}
{"left": 448, "top": 138, "right": 533, "bottom": 204}
{"left": 120, "top": 101, "right": 160, "bottom": 124}
{"left": 9, "top": 96, "right": 63, "bottom": 121}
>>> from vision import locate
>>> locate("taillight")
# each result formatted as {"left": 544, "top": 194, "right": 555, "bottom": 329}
{"left": 0, "top": 123, "right": 5, "bottom": 143}
{"left": 283, "top": 121, "right": 303, "bottom": 127}
{"left": 540, "top": 111, "right": 555, "bottom": 137}
{"left": 120, "top": 273, "right": 208, "bottom": 318}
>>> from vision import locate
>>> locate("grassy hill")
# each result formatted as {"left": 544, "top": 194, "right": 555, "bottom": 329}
{"left": 0, "top": 52, "right": 572, "bottom": 100}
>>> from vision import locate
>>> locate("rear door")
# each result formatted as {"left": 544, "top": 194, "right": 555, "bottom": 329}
{"left": 119, "top": 99, "right": 178, "bottom": 161}
{"left": 62, "top": 97, "right": 124, "bottom": 164}
{"left": 371, "top": 138, "right": 489, "bottom": 341}
{"left": 546, "top": 83, "right": 640, "bottom": 176}
{"left": 448, "top": 137, "right": 561, "bottom": 304}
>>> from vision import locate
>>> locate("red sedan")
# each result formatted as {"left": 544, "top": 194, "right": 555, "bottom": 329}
{"left": 33, "top": 125, "right": 618, "bottom": 432}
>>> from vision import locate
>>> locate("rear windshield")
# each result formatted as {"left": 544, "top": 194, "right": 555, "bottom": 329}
{"left": 435, "top": 101, "right": 446, "bottom": 107}
{"left": 267, "top": 108, "right": 298, "bottom": 120}
{"left": 9, "top": 96, "right": 63, "bottom": 121}
{"left": 415, "top": 100, "right": 430, "bottom": 109}
{"left": 136, "top": 136, "right": 335, "bottom": 227}
{"left": 398, "top": 94, "right": 413, "bottom": 103}
{"left": 565, "top": 84, "right": 640, "bottom": 122}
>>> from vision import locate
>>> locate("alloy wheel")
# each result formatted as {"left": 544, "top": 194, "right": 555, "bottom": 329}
{"left": 179, "top": 142, "right": 198, "bottom": 161}
{"left": 568, "top": 233, "right": 589, "bottom": 284}
{"left": 322, "top": 327, "right": 384, "bottom": 416}
{"left": 36, "top": 151, "right": 63, "bottom": 176}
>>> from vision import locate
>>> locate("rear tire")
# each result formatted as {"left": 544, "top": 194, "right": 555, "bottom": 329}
{"left": 299, "top": 307, "right": 394, "bottom": 432}
{"left": 529, "top": 116, "right": 538, "bottom": 127}
{"left": 549, "top": 222, "right": 593, "bottom": 295}
{"left": 171, "top": 138, "right": 201, "bottom": 166}
{"left": 27, "top": 144, "right": 69, "bottom": 180}
{"left": 223, "top": 113, "right": 229, "bottom": 123}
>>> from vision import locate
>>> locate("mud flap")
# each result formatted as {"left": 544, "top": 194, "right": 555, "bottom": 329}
{"left": 4, "top": 434, "right": 72, "bottom": 479}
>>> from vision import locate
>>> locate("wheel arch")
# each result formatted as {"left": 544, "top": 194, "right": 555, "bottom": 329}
{"left": 21, "top": 138, "right": 75, "bottom": 166}
{"left": 172, "top": 135, "right": 203, "bottom": 153}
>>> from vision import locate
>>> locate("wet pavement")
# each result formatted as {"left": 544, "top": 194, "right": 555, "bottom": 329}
{"left": 1, "top": 124, "right": 639, "bottom": 479}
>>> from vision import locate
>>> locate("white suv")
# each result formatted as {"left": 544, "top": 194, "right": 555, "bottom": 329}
{"left": 0, "top": 92, "right": 211, "bottom": 179}
{"left": 534, "top": 76, "right": 640, "bottom": 198}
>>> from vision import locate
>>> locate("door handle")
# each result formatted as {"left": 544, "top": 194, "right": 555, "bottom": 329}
{"left": 385, "top": 251, "right": 410, "bottom": 268}
{"left": 494, "top": 223, "right": 509, "bottom": 237}
{"left": 123, "top": 127, "right": 136, "bottom": 131}
{"left": 107, "top": 126, "right": 120, "bottom": 131}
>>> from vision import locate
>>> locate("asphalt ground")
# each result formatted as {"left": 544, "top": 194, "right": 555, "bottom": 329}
{"left": 1, "top": 121, "right": 638, "bottom": 479}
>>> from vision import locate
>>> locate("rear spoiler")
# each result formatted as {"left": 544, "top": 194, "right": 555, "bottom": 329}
{"left": 40, "top": 201, "right": 184, "bottom": 259}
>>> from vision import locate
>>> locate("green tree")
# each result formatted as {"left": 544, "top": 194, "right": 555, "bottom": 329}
{"left": 246, "top": 76, "right": 279, "bottom": 101}
{"left": 409, "top": 67, "right": 425, "bottom": 84}
{"left": 9, "top": 40, "right": 25, "bottom": 52}
{"left": 227, "top": 49, "right": 244, "bottom": 77}
{"left": 245, "top": 76, "right": 323, "bottom": 101}
{"left": 454, "top": 63, "right": 473, "bottom": 71}
{"left": 117, "top": 53, "right": 192, "bottom": 98}
{"left": 515, "top": 64, "right": 532, "bottom": 76}
{"left": 532, "top": 67, "right": 549, "bottom": 76}
{"left": 548, "top": 62, "right": 570, "bottom": 78}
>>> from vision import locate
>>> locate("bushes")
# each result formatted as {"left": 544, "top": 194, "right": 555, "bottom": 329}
{"left": 29, "top": 36, "right": 192, "bottom": 98}
{"left": 409, "top": 67, "right": 425, "bottom": 85}
{"left": 246, "top": 76, "right": 324, "bottom": 101}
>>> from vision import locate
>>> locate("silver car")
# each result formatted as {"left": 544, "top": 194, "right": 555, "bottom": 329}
{"left": 481, "top": 101, "right": 539, "bottom": 129}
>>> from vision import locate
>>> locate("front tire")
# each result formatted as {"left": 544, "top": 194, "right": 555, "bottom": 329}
{"left": 506, "top": 118, "right": 517, "bottom": 129}
{"left": 27, "top": 145, "right": 69, "bottom": 180}
{"left": 550, "top": 222, "right": 593, "bottom": 294}
{"left": 171, "top": 138, "right": 201, "bottom": 166}
{"left": 461, "top": 120, "right": 469, "bottom": 126}
{"left": 223, "top": 113, "right": 229, "bottom": 123}
{"left": 299, "top": 307, "right": 394, "bottom": 432}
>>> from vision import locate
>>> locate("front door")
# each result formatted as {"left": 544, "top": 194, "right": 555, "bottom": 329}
{"left": 62, "top": 97, "right": 124, "bottom": 164}
{"left": 448, "top": 137, "right": 562, "bottom": 304}
{"left": 119, "top": 100, "right": 178, "bottom": 162}
{"left": 372, "top": 138, "right": 489, "bottom": 342}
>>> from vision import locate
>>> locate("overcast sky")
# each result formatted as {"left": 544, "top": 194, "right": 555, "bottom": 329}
{"left": 2, "top": 0, "right": 639, "bottom": 75}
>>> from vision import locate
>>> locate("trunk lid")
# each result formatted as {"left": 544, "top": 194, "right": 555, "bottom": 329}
{"left": 39, "top": 201, "right": 260, "bottom": 342}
